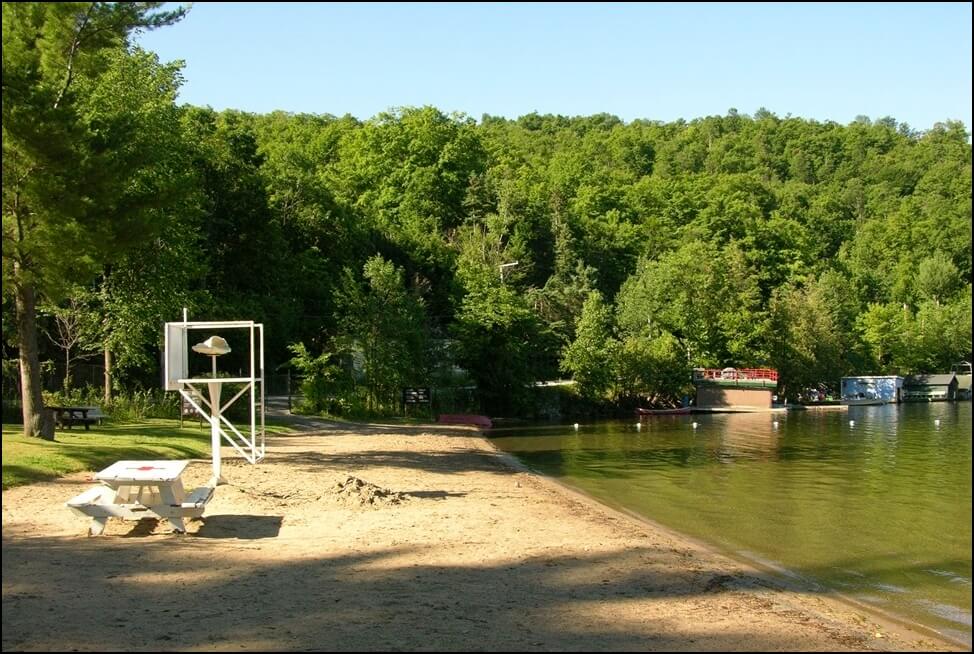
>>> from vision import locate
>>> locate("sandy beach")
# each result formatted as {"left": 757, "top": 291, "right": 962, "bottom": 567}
{"left": 1, "top": 420, "right": 963, "bottom": 651}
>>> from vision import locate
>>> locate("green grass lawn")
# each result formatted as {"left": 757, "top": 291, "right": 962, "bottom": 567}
{"left": 2, "top": 419, "right": 297, "bottom": 490}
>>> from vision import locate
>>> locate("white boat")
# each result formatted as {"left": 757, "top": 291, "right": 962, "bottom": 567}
{"left": 841, "top": 397, "right": 888, "bottom": 406}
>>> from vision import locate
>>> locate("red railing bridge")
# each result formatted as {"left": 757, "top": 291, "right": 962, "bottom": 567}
{"left": 692, "top": 367, "right": 779, "bottom": 382}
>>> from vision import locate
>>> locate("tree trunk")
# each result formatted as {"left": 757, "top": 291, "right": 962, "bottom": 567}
{"left": 14, "top": 271, "right": 54, "bottom": 440}
{"left": 104, "top": 348, "right": 113, "bottom": 405}
{"left": 64, "top": 349, "right": 73, "bottom": 394}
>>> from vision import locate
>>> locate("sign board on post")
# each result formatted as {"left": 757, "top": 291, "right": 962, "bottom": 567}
{"left": 402, "top": 387, "right": 431, "bottom": 404}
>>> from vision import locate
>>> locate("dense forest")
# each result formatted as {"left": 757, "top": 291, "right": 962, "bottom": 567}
{"left": 4, "top": 4, "right": 972, "bottom": 431}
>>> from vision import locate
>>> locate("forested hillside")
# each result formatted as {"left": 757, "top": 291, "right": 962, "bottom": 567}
{"left": 5, "top": 100, "right": 972, "bottom": 416}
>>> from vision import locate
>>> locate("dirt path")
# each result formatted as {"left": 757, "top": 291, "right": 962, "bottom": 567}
{"left": 1, "top": 420, "right": 963, "bottom": 651}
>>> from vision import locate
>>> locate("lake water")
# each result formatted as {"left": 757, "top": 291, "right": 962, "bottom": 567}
{"left": 490, "top": 402, "right": 972, "bottom": 646}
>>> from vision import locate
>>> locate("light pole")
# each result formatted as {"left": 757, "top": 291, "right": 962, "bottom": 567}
{"left": 499, "top": 261, "right": 519, "bottom": 282}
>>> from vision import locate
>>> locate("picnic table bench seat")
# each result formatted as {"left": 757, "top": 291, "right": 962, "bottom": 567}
{"left": 66, "top": 480, "right": 216, "bottom": 535}
{"left": 181, "top": 485, "right": 214, "bottom": 510}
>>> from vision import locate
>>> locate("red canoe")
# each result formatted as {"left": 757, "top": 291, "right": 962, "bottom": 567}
{"left": 437, "top": 414, "right": 493, "bottom": 428}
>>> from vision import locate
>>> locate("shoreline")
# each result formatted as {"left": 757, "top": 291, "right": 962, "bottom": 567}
{"left": 479, "top": 434, "right": 967, "bottom": 650}
{"left": 2, "top": 420, "right": 965, "bottom": 651}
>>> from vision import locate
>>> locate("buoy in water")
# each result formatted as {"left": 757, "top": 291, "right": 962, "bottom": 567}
{"left": 635, "top": 422, "right": 642, "bottom": 429}
{"left": 773, "top": 420, "right": 779, "bottom": 428}
{"left": 573, "top": 423, "right": 579, "bottom": 430}
{"left": 849, "top": 420, "right": 855, "bottom": 427}
{"left": 934, "top": 419, "right": 941, "bottom": 426}
{"left": 692, "top": 422, "right": 699, "bottom": 429}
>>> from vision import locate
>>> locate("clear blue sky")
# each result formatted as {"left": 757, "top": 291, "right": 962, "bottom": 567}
{"left": 136, "top": 2, "right": 972, "bottom": 131}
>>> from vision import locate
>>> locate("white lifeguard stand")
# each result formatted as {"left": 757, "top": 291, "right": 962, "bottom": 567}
{"left": 164, "top": 313, "right": 265, "bottom": 485}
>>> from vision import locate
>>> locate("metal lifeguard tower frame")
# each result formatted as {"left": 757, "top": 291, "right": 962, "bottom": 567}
{"left": 164, "top": 313, "right": 265, "bottom": 485}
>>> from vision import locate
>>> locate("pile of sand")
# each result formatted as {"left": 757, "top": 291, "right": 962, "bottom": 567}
{"left": 333, "top": 475, "right": 409, "bottom": 507}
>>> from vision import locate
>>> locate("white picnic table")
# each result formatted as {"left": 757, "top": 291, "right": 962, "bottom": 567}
{"left": 66, "top": 460, "right": 214, "bottom": 536}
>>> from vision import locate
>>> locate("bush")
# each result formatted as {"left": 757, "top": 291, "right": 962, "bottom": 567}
{"left": 41, "top": 387, "right": 179, "bottom": 421}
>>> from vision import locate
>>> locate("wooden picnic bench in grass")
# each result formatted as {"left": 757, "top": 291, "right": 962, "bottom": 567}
{"left": 66, "top": 460, "right": 215, "bottom": 535}
{"left": 178, "top": 389, "right": 205, "bottom": 429}
{"left": 49, "top": 405, "right": 107, "bottom": 430}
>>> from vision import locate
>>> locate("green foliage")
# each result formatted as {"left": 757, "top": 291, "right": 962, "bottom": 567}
{"left": 3, "top": 21, "right": 190, "bottom": 300}
{"left": 452, "top": 288, "right": 549, "bottom": 415}
{"left": 857, "top": 303, "right": 912, "bottom": 373}
{"left": 855, "top": 288, "right": 973, "bottom": 375}
{"left": 287, "top": 342, "right": 346, "bottom": 415}
{"left": 42, "top": 386, "right": 179, "bottom": 421}
{"left": 561, "top": 291, "right": 617, "bottom": 400}
{"left": 768, "top": 272, "right": 860, "bottom": 399}
{"left": 4, "top": 63, "right": 971, "bottom": 422}
{"left": 616, "top": 240, "right": 769, "bottom": 369}
{"left": 3, "top": 2, "right": 189, "bottom": 437}
{"left": 336, "top": 255, "right": 429, "bottom": 413}
{"left": 910, "top": 291, "right": 973, "bottom": 372}
{"left": 37, "top": 291, "right": 100, "bottom": 392}
{"left": 614, "top": 331, "right": 692, "bottom": 406}
{"left": 180, "top": 108, "right": 299, "bottom": 359}
{"left": 915, "top": 252, "right": 961, "bottom": 304}
{"left": 450, "top": 213, "right": 556, "bottom": 414}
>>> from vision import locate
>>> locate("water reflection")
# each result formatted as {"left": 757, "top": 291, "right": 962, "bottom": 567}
{"left": 712, "top": 412, "right": 785, "bottom": 462}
